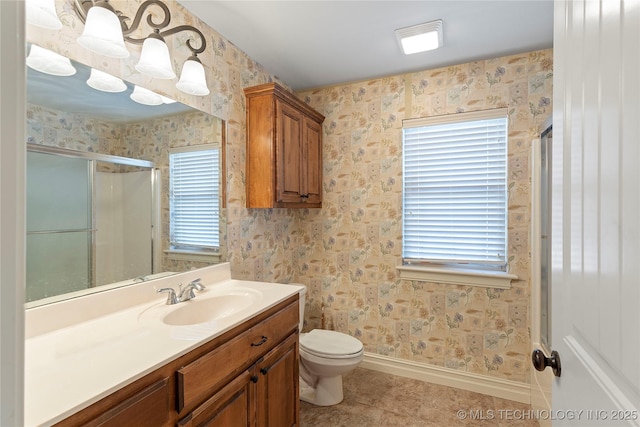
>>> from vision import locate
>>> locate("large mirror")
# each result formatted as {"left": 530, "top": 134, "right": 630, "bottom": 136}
{"left": 25, "top": 47, "right": 226, "bottom": 307}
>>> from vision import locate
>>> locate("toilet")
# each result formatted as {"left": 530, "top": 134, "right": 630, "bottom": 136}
{"left": 297, "top": 287, "right": 364, "bottom": 406}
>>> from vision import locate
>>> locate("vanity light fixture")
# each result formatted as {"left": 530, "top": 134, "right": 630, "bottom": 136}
{"left": 26, "top": 45, "right": 77, "bottom": 76}
{"left": 86, "top": 68, "right": 127, "bottom": 93}
{"left": 135, "top": 32, "right": 176, "bottom": 80}
{"left": 77, "top": 1, "right": 130, "bottom": 58}
{"left": 176, "top": 56, "right": 210, "bottom": 96}
{"left": 26, "top": 0, "right": 63, "bottom": 30}
{"left": 395, "top": 19, "right": 443, "bottom": 55}
{"left": 160, "top": 95, "right": 177, "bottom": 104}
{"left": 130, "top": 85, "right": 163, "bottom": 106}
{"left": 73, "top": 0, "right": 209, "bottom": 95}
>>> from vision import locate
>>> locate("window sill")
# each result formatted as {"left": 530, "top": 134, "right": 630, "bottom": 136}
{"left": 396, "top": 265, "right": 516, "bottom": 289}
{"left": 165, "top": 249, "right": 222, "bottom": 264}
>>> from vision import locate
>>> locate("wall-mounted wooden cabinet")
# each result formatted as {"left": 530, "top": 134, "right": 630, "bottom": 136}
{"left": 244, "top": 83, "right": 324, "bottom": 208}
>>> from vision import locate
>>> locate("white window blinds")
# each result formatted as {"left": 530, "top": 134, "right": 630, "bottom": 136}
{"left": 402, "top": 109, "right": 508, "bottom": 269}
{"left": 170, "top": 146, "right": 220, "bottom": 250}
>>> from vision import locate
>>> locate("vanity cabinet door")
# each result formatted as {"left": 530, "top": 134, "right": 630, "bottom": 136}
{"left": 65, "top": 377, "right": 171, "bottom": 427}
{"left": 301, "top": 116, "right": 322, "bottom": 205}
{"left": 255, "top": 333, "right": 299, "bottom": 427}
{"left": 177, "top": 370, "right": 255, "bottom": 427}
{"left": 275, "top": 99, "right": 305, "bottom": 205}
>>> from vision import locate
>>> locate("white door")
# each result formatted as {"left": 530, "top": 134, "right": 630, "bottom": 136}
{"left": 546, "top": 0, "right": 639, "bottom": 425}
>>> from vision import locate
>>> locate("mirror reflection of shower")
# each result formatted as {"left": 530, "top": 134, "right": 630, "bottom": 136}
{"left": 26, "top": 144, "right": 160, "bottom": 303}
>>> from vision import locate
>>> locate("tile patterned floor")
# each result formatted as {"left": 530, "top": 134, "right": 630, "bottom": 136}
{"left": 300, "top": 368, "right": 540, "bottom": 427}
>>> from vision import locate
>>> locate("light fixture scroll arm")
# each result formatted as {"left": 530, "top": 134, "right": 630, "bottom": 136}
{"left": 121, "top": 0, "right": 171, "bottom": 43}
{"left": 160, "top": 25, "right": 207, "bottom": 56}
{"left": 73, "top": 0, "right": 130, "bottom": 31}
{"left": 72, "top": 0, "right": 207, "bottom": 57}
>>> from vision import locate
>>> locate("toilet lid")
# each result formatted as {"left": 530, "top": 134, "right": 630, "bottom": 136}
{"left": 300, "top": 329, "right": 363, "bottom": 357}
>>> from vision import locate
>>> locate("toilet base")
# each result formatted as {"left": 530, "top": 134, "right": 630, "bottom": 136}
{"left": 299, "top": 375, "right": 344, "bottom": 406}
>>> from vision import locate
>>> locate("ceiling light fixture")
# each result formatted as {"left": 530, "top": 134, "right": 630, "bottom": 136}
{"left": 26, "top": 45, "right": 77, "bottom": 76}
{"left": 87, "top": 68, "right": 127, "bottom": 93}
{"left": 25, "top": 0, "right": 63, "bottom": 30}
{"left": 395, "top": 19, "right": 443, "bottom": 55}
{"left": 73, "top": 0, "right": 209, "bottom": 95}
{"left": 130, "top": 85, "right": 163, "bottom": 106}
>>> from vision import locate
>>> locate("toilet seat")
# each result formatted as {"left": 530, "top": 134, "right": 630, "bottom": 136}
{"left": 300, "top": 329, "right": 363, "bottom": 359}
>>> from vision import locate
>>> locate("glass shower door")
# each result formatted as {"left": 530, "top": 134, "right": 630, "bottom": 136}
{"left": 26, "top": 151, "right": 92, "bottom": 302}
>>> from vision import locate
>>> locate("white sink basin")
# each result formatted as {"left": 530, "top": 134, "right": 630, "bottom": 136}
{"left": 163, "top": 293, "right": 258, "bottom": 326}
{"left": 138, "top": 287, "right": 262, "bottom": 327}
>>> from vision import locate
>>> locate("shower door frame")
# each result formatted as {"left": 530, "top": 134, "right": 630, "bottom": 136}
{"left": 26, "top": 143, "right": 158, "bottom": 292}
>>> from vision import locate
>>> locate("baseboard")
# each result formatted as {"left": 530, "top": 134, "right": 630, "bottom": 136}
{"left": 361, "top": 352, "right": 531, "bottom": 404}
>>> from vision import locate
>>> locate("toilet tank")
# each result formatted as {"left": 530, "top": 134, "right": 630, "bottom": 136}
{"left": 295, "top": 285, "right": 306, "bottom": 332}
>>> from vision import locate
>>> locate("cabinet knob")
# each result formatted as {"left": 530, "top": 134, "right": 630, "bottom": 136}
{"left": 300, "top": 194, "right": 309, "bottom": 199}
{"left": 250, "top": 375, "right": 259, "bottom": 383}
{"left": 260, "top": 367, "right": 269, "bottom": 375}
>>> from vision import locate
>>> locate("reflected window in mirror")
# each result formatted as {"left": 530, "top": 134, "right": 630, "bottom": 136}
{"left": 169, "top": 145, "right": 221, "bottom": 259}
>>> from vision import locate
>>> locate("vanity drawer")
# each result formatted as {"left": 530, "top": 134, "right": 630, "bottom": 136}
{"left": 176, "top": 301, "right": 298, "bottom": 413}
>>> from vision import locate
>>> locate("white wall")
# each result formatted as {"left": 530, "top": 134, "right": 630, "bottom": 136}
{"left": 0, "top": 1, "right": 25, "bottom": 424}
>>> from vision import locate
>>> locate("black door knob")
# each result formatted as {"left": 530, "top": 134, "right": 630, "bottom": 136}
{"left": 531, "top": 348, "right": 561, "bottom": 377}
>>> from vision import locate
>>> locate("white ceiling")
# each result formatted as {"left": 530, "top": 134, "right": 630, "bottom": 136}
{"left": 179, "top": 0, "right": 554, "bottom": 91}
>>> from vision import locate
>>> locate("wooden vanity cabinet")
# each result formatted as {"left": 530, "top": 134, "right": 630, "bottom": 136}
{"left": 176, "top": 370, "right": 254, "bottom": 427}
{"left": 177, "top": 333, "right": 299, "bottom": 427}
{"left": 244, "top": 82, "right": 324, "bottom": 208}
{"left": 55, "top": 295, "right": 299, "bottom": 427}
{"left": 255, "top": 333, "right": 299, "bottom": 427}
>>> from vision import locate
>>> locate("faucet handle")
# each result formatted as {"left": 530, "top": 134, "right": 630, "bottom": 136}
{"left": 189, "top": 278, "right": 205, "bottom": 291}
{"left": 157, "top": 287, "right": 179, "bottom": 305}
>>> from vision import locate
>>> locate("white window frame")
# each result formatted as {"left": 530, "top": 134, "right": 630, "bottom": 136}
{"left": 398, "top": 108, "right": 516, "bottom": 288}
{"left": 167, "top": 144, "right": 221, "bottom": 262}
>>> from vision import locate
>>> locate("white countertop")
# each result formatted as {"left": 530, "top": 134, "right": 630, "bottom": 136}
{"left": 24, "top": 264, "right": 303, "bottom": 427}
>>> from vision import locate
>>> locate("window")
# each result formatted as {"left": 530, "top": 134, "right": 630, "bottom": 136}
{"left": 402, "top": 109, "right": 508, "bottom": 271}
{"left": 169, "top": 145, "right": 220, "bottom": 252}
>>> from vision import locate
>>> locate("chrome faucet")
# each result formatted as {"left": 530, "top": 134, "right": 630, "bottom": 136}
{"left": 157, "top": 279, "right": 206, "bottom": 305}
{"left": 157, "top": 287, "right": 179, "bottom": 305}
{"left": 178, "top": 279, "right": 205, "bottom": 302}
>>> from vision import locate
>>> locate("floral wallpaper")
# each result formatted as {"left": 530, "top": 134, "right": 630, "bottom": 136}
{"left": 27, "top": 0, "right": 553, "bottom": 386}
{"left": 295, "top": 49, "right": 553, "bottom": 383}
{"left": 26, "top": 103, "right": 118, "bottom": 152}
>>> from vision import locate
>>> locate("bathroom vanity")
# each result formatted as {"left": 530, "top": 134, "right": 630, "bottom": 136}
{"left": 24, "top": 264, "right": 302, "bottom": 426}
